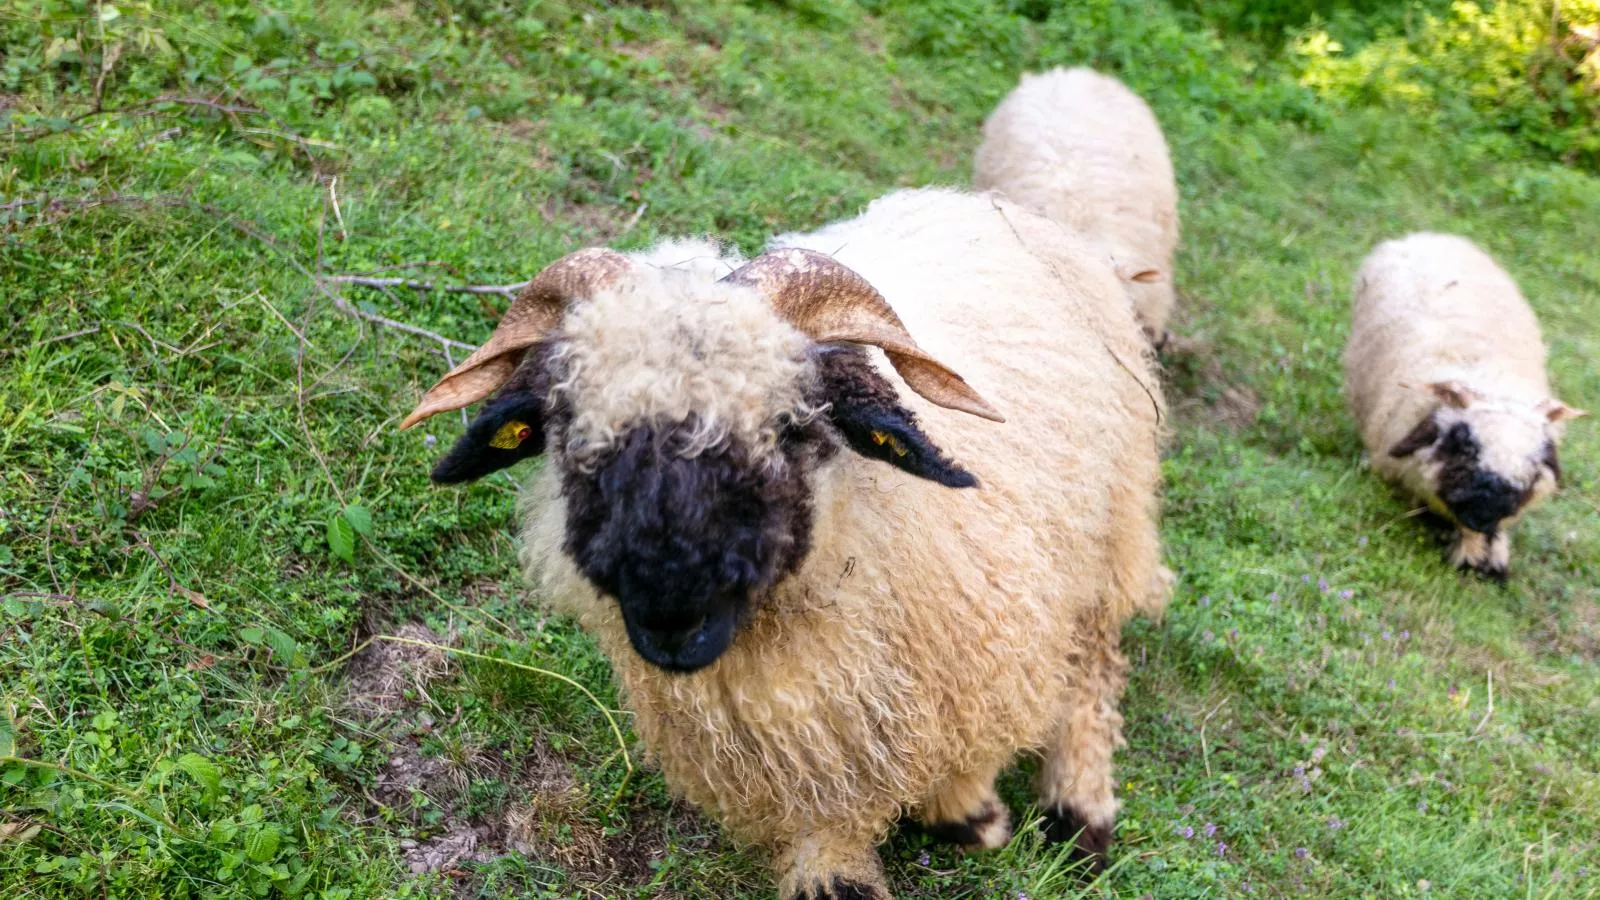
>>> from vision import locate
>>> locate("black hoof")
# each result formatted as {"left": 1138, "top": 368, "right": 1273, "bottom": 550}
{"left": 1042, "top": 804, "right": 1112, "bottom": 873}
{"left": 790, "top": 878, "right": 884, "bottom": 900}
{"left": 1458, "top": 559, "right": 1509, "bottom": 584}
{"left": 920, "top": 798, "right": 1009, "bottom": 849}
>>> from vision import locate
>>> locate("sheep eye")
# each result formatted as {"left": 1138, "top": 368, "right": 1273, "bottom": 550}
{"left": 490, "top": 419, "right": 534, "bottom": 449}
{"left": 870, "top": 430, "right": 910, "bottom": 457}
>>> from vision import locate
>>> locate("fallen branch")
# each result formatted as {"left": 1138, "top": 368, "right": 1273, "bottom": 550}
{"left": 322, "top": 290, "right": 476, "bottom": 353}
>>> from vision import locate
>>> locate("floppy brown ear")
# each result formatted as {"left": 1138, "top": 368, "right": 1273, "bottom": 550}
{"left": 1424, "top": 380, "right": 1480, "bottom": 409}
{"left": 1115, "top": 260, "right": 1164, "bottom": 284}
{"left": 1538, "top": 398, "right": 1587, "bottom": 423}
{"left": 1389, "top": 415, "right": 1441, "bottom": 458}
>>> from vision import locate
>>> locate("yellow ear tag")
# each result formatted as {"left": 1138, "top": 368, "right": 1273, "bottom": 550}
{"left": 489, "top": 420, "right": 534, "bottom": 450}
{"left": 870, "top": 430, "right": 909, "bottom": 457}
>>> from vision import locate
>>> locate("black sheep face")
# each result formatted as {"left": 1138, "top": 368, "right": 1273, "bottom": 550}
{"left": 1390, "top": 403, "right": 1564, "bottom": 539}
{"left": 430, "top": 344, "right": 979, "bottom": 673}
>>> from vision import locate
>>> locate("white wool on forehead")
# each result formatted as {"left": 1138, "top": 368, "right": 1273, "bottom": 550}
{"left": 552, "top": 268, "right": 812, "bottom": 463}
{"left": 628, "top": 237, "right": 745, "bottom": 281}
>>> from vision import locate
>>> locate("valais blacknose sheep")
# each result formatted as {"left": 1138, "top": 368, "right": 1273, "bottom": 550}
{"left": 402, "top": 189, "right": 1170, "bottom": 899}
{"left": 974, "top": 67, "right": 1180, "bottom": 343}
{"left": 1345, "top": 232, "right": 1585, "bottom": 578}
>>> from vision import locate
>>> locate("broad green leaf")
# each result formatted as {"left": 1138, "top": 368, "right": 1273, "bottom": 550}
{"left": 175, "top": 752, "right": 221, "bottom": 799}
{"left": 341, "top": 504, "right": 372, "bottom": 538}
{"left": 327, "top": 514, "right": 355, "bottom": 563}
{"left": 245, "top": 824, "right": 281, "bottom": 862}
{"left": 263, "top": 627, "right": 304, "bottom": 668}
{"left": 238, "top": 626, "right": 265, "bottom": 645}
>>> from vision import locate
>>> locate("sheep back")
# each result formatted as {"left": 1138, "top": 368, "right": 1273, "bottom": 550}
{"left": 974, "top": 67, "right": 1180, "bottom": 335}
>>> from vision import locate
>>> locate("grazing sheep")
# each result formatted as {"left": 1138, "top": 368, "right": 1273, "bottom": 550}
{"left": 974, "top": 67, "right": 1180, "bottom": 343}
{"left": 403, "top": 188, "right": 1170, "bottom": 899}
{"left": 1345, "top": 232, "right": 1586, "bottom": 578}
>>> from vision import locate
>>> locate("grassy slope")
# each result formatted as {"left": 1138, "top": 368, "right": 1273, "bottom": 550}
{"left": 3, "top": 0, "right": 1598, "bottom": 897}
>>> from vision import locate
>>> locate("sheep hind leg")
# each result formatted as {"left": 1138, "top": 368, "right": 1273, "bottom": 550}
{"left": 1036, "top": 640, "right": 1127, "bottom": 873}
{"left": 918, "top": 765, "right": 1012, "bottom": 851}
{"left": 776, "top": 832, "right": 892, "bottom": 900}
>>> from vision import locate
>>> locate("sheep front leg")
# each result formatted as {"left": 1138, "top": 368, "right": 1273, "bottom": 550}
{"left": 775, "top": 832, "right": 891, "bottom": 900}
{"left": 919, "top": 765, "right": 1012, "bottom": 851}
{"left": 1037, "top": 642, "right": 1127, "bottom": 872}
{"left": 1450, "top": 528, "right": 1511, "bottom": 580}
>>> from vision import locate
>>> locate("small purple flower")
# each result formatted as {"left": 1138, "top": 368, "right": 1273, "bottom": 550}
{"left": 1293, "top": 765, "right": 1305, "bottom": 777}
{"left": 1269, "top": 591, "right": 1280, "bottom": 602}
{"left": 1204, "top": 822, "right": 1217, "bottom": 837}
{"left": 1382, "top": 630, "right": 1392, "bottom": 641}
{"left": 1400, "top": 630, "right": 1410, "bottom": 640}
{"left": 1358, "top": 535, "right": 1369, "bottom": 546}
{"left": 1201, "top": 595, "right": 1211, "bottom": 606}
{"left": 1303, "top": 574, "right": 1311, "bottom": 583}
{"left": 1448, "top": 684, "right": 1458, "bottom": 698}
{"left": 1327, "top": 816, "right": 1345, "bottom": 830}
{"left": 1417, "top": 800, "right": 1428, "bottom": 813}
{"left": 1298, "top": 777, "right": 1312, "bottom": 793}
{"left": 917, "top": 852, "right": 930, "bottom": 866}
{"left": 1318, "top": 577, "right": 1329, "bottom": 593}
{"left": 1216, "top": 841, "right": 1227, "bottom": 856}
{"left": 1016, "top": 893, "right": 1030, "bottom": 900}
{"left": 1387, "top": 678, "right": 1397, "bottom": 689}
{"left": 1177, "top": 825, "right": 1195, "bottom": 839}
{"left": 423, "top": 433, "right": 438, "bottom": 449}
{"left": 1295, "top": 847, "right": 1309, "bottom": 858}
{"left": 1203, "top": 630, "right": 1215, "bottom": 642}
{"left": 1339, "top": 589, "right": 1353, "bottom": 600}
{"left": 1578, "top": 866, "right": 1588, "bottom": 878}
{"left": 1311, "top": 745, "right": 1327, "bottom": 763}
{"left": 1229, "top": 628, "right": 1239, "bottom": 640}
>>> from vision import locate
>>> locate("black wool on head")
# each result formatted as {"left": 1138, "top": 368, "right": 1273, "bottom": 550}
{"left": 1389, "top": 414, "right": 1441, "bottom": 458}
{"left": 430, "top": 347, "right": 552, "bottom": 484}
{"left": 813, "top": 347, "right": 978, "bottom": 489}
{"left": 1433, "top": 422, "right": 1522, "bottom": 535}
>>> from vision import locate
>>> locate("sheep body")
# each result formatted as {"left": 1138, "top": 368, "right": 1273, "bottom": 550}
{"left": 974, "top": 67, "right": 1179, "bottom": 339}
{"left": 521, "top": 188, "right": 1168, "bottom": 896}
{"left": 1345, "top": 232, "right": 1580, "bottom": 576}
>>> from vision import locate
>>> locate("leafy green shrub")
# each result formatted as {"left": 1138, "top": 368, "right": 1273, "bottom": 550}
{"left": 1292, "top": 1, "right": 1600, "bottom": 170}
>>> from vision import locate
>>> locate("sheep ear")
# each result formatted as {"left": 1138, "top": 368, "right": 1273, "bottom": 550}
{"left": 1538, "top": 398, "right": 1587, "bottom": 423}
{"left": 1421, "top": 380, "right": 1480, "bottom": 409}
{"left": 1388, "top": 415, "right": 1441, "bottom": 458}
{"left": 1113, "top": 258, "right": 1163, "bottom": 284}
{"left": 430, "top": 389, "right": 547, "bottom": 484}
{"left": 814, "top": 348, "right": 977, "bottom": 489}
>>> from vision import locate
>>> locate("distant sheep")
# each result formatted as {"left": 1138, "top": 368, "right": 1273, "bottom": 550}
{"left": 403, "top": 188, "right": 1170, "bottom": 899}
{"left": 1345, "top": 232, "right": 1585, "bottom": 578}
{"left": 975, "top": 67, "right": 1180, "bottom": 343}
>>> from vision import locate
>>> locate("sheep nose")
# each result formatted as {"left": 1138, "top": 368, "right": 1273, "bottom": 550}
{"left": 639, "top": 617, "right": 708, "bottom": 655}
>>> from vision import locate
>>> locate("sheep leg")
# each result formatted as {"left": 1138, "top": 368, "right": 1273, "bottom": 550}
{"left": 775, "top": 832, "right": 891, "bottom": 900}
{"left": 918, "top": 765, "right": 1012, "bottom": 851}
{"left": 1036, "top": 640, "right": 1126, "bottom": 872}
{"left": 1450, "top": 528, "right": 1510, "bottom": 580}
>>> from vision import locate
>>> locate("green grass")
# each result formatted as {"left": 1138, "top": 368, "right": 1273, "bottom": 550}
{"left": 3, "top": 0, "right": 1599, "bottom": 897}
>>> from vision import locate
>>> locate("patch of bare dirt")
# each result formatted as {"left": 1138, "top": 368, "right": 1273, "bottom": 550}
{"left": 1161, "top": 332, "right": 1261, "bottom": 431}
{"left": 340, "top": 621, "right": 716, "bottom": 893}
